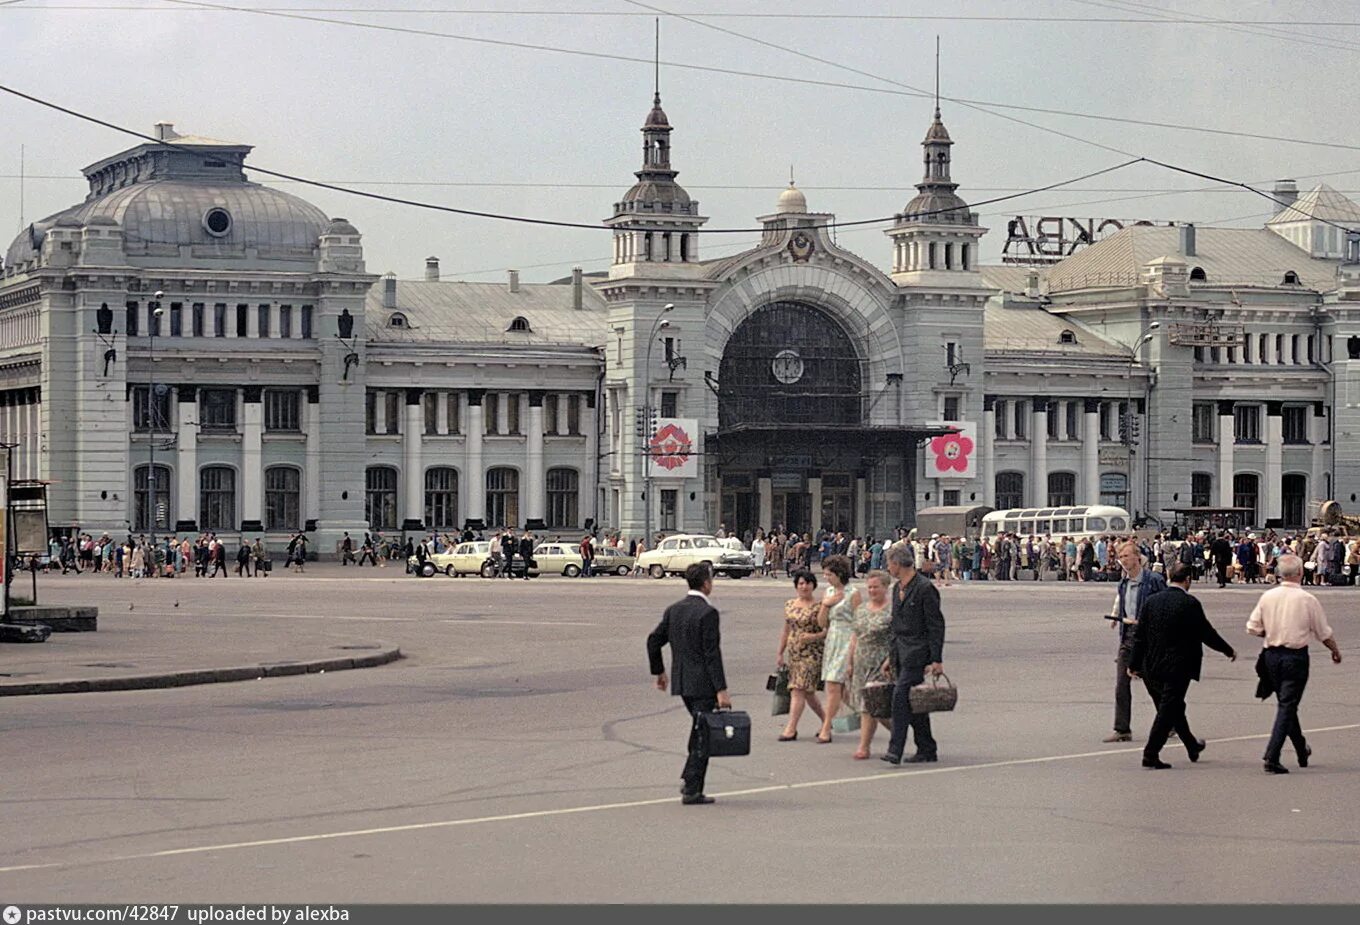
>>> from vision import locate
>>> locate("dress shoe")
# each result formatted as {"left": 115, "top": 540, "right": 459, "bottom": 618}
{"left": 1141, "top": 757, "right": 1172, "bottom": 769}
{"left": 681, "top": 793, "right": 715, "bottom": 805}
{"left": 1187, "top": 738, "right": 1206, "bottom": 763}
{"left": 1298, "top": 744, "right": 1312, "bottom": 768}
{"left": 904, "top": 753, "right": 938, "bottom": 764}
{"left": 880, "top": 753, "right": 902, "bottom": 765}
{"left": 1103, "top": 732, "right": 1132, "bottom": 743}
{"left": 1263, "top": 761, "right": 1290, "bottom": 774}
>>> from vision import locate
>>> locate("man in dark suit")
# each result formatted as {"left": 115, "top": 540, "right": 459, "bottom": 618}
{"left": 880, "top": 543, "right": 945, "bottom": 764}
{"left": 1209, "top": 532, "right": 1234, "bottom": 588}
{"left": 647, "top": 562, "right": 731, "bottom": 805}
{"left": 518, "top": 531, "right": 535, "bottom": 581}
{"left": 500, "top": 529, "right": 517, "bottom": 578}
{"left": 1128, "top": 562, "right": 1236, "bottom": 768}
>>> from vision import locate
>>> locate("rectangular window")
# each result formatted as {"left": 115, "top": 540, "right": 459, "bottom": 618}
{"left": 169, "top": 303, "right": 183, "bottom": 337}
{"left": 943, "top": 489, "right": 960, "bottom": 506}
{"left": 258, "top": 305, "right": 271, "bottom": 338}
{"left": 1282, "top": 406, "right": 1308, "bottom": 444}
{"left": 1046, "top": 403, "right": 1059, "bottom": 439}
{"left": 148, "top": 304, "right": 162, "bottom": 337}
{"left": 384, "top": 391, "right": 400, "bottom": 435}
{"left": 567, "top": 395, "right": 581, "bottom": 435}
{"left": 235, "top": 304, "right": 249, "bottom": 337}
{"left": 1065, "top": 401, "right": 1078, "bottom": 440}
{"left": 506, "top": 393, "right": 521, "bottom": 434}
{"left": 1191, "top": 472, "right": 1212, "bottom": 508}
{"left": 213, "top": 303, "right": 226, "bottom": 337}
{"left": 425, "top": 392, "right": 440, "bottom": 435}
{"left": 1014, "top": 400, "right": 1028, "bottom": 440}
{"left": 660, "top": 489, "right": 678, "bottom": 531}
{"left": 447, "top": 393, "right": 461, "bottom": 434}
{"left": 126, "top": 301, "right": 139, "bottom": 337}
{"left": 301, "top": 305, "right": 313, "bottom": 339}
{"left": 660, "top": 390, "right": 678, "bottom": 418}
{"left": 279, "top": 305, "right": 292, "bottom": 339}
{"left": 994, "top": 400, "right": 1007, "bottom": 439}
{"left": 365, "top": 390, "right": 377, "bottom": 435}
{"left": 1234, "top": 404, "right": 1261, "bottom": 443}
{"left": 192, "top": 303, "right": 205, "bottom": 337}
{"left": 264, "top": 389, "right": 300, "bottom": 432}
{"left": 1100, "top": 403, "right": 1112, "bottom": 440}
{"left": 131, "top": 385, "right": 170, "bottom": 432}
{"left": 1192, "top": 403, "right": 1215, "bottom": 443}
{"left": 943, "top": 395, "right": 960, "bottom": 422}
{"left": 946, "top": 342, "right": 958, "bottom": 368}
{"left": 544, "top": 395, "right": 559, "bottom": 434}
{"left": 484, "top": 393, "right": 499, "bottom": 435}
{"left": 199, "top": 388, "right": 238, "bottom": 432}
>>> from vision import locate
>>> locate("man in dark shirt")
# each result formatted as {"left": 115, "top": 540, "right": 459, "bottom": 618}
{"left": 1209, "top": 532, "right": 1234, "bottom": 588}
{"left": 881, "top": 543, "right": 946, "bottom": 764}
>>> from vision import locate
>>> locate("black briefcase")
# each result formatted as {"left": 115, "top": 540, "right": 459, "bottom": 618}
{"left": 699, "top": 709, "right": 751, "bottom": 757}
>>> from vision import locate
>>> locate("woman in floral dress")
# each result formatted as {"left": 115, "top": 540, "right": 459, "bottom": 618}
{"left": 847, "top": 569, "right": 894, "bottom": 759}
{"left": 776, "top": 570, "right": 826, "bottom": 741}
{"left": 816, "top": 554, "right": 856, "bottom": 743}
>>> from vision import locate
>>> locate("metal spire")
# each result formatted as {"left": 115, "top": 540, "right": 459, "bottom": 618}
{"left": 654, "top": 17, "right": 660, "bottom": 102}
{"left": 934, "top": 36, "right": 941, "bottom": 119}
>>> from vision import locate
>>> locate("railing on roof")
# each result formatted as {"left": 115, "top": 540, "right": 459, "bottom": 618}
{"left": 1047, "top": 272, "right": 1141, "bottom": 291}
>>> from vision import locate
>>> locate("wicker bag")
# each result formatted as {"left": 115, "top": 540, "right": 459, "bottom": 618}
{"left": 909, "top": 672, "right": 958, "bottom": 714}
{"left": 860, "top": 675, "right": 895, "bottom": 721}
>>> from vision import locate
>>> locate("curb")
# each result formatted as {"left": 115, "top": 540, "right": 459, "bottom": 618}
{"left": 0, "top": 645, "right": 403, "bottom": 697}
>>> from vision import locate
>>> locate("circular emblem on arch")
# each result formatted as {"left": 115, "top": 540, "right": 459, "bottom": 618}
{"left": 788, "top": 231, "right": 815, "bottom": 262}
{"left": 771, "top": 349, "right": 804, "bottom": 384}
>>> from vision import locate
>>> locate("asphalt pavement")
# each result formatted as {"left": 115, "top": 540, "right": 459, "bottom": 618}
{"left": 1, "top": 567, "right": 1356, "bottom": 903}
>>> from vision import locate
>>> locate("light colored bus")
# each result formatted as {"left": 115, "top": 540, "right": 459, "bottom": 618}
{"left": 980, "top": 505, "right": 1134, "bottom": 541}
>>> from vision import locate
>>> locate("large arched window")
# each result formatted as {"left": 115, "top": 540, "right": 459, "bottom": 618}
{"left": 365, "top": 466, "right": 398, "bottom": 531}
{"left": 264, "top": 466, "right": 301, "bottom": 532}
{"left": 995, "top": 471, "right": 1025, "bottom": 509}
{"left": 199, "top": 466, "right": 236, "bottom": 531}
{"left": 1047, "top": 472, "right": 1076, "bottom": 507}
{"left": 134, "top": 464, "right": 171, "bottom": 532}
{"left": 717, "top": 301, "right": 861, "bottom": 428}
{"left": 1233, "top": 473, "right": 1260, "bottom": 526}
{"left": 486, "top": 467, "right": 519, "bottom": 529}
{"left": 425, "top": 467, "right": 459, "bottom": 530}
{"left": 547, "top": 467, "right": 579, "bottom": 529}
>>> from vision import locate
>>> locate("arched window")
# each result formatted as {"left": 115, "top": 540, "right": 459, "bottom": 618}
{"left": 388, "top": 312, "right": 407, "bottom": 328}
{"left": 199, "top": 466, "right": 236, "bottom": 531}
{"left": 1047, "top": 472, "right": 1076, "bottom": 507}
{"left": 486, "top": 467, "right": 519, "bottom": 529}
{"left": 546, "top": 467, "right": 579, "bottom": 529}
{"left": 507, "top": 316, "right": 532, "bottom": 333}
{"left": 1058, "top": 329, "right": 1078, "bottom": 345}
{"left": 995, "top": 471, "right": 1025, "bottom": 510}
{"left": 1189, "top": 266, "right": 1207, "bottom": 281}
{"left": 264, "top": 466, "right": 300, "bottom": 532}
{"left": 134, "top": 464, "right": 171, "bottom": 532}
{"left": 424, "top": 467, "right": 459, "bottom": 530}
{"left": 1283, "top": 270, "right": 1300, "bottom": 285}
{"left": 365, "top": 466, "right": 398, "bottom": 531}
{"left": 1233, "top": 473, "right": 1259, "bottom": 526}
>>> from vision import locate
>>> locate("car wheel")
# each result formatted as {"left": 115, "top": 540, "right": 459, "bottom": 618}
{"left": 420, "top": 562, "right": 437, "bottom": 578}
{"left": 729, "top": 571, "right": 747, "bottom": 579}
{"left": 480, "top": 563, "right": 497, "bottom": 579}
{"left": 564, "top": 564, "right": 581, "bottom": 578}
{"left": 444, "top": 565, "right": 455, "bottom": 577}
{"left": 649, "top": 564, "right": 666, "bottom": 579}
{"left": 616, "top": 565, "right": 629, "bottom": 576}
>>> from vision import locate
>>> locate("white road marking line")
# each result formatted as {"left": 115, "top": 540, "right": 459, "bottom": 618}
{"left": 1, "top": 722, "right": 1355, "bottom": 876}
{"left": 439, "top": 619, "right": 598, "bottom": 627}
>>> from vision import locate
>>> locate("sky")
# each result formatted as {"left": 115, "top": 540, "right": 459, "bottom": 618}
{"left": 3, "top": 0, "right": 1360, "bottom": 283}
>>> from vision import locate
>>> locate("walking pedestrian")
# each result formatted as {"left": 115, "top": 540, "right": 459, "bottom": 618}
{"left": 1103, "top": 541, "right": 1167, "bottom": 743}
{"left": 880, "top": 542, "right": 945, "bottom": 764}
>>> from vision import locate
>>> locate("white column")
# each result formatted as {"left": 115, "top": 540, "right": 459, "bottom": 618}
{"left": 177, "top": 388, "right": 198, "bottom": 529}
{"left": 1218, "top": 404, "right": 1235, "bottom": 508}
{"left": 558, "top": 393, "right": 571, "bottom": 435}
{"left": 758, "top": 476, "right": 773, "bottom": 530}
{"left": 1265, "top": 405, "right": 1283, "bottom": 524}
{"left": 526, "top": 394, "right": 545, "bottom": 526}
{"left": 1083, "top": 399, "right": 1100, "bottom": 505}
{"left": 373, "top": 389, "right": 386, "bottom": 436}
{"left": 854, "top": 475, "right": 867, "bottom": 537}
{"left": 242, "top": 393, "right": 263, "bottom": 529}
{"left": 983, "top": 400, "right": 997, "bottom": 507}
{"left": 1311, "top": 404, "right": 1327, "bottom": 508}
{"left": 246, "top": 304, "right": 258, "bottom": 339}
{"left": 1031, "top": 402, "right": 1049, "bottom": 507}
{"left": 580, "top": 393, "right": 597, "bottom": 528}
{"left": 403, "top": 391, "right": 423, "bottom": 528}
{"left": 436, "top": 391, "right": 449, "bottom": 436}
{"left": 808, "top": 477, "right": 823, "bottom": 534}
{"left": 466, "top": 396, "right": 485, "bottom": 524}
{"left": 305, "top": 393, "right": 320, "bottom": 527}
{"left": 269, "top": 304, "right": 279, "bottom": 340}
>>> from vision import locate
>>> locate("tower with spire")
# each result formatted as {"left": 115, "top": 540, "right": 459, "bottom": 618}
{"left": 604, "top": 89, "right": 707, "bottom": 273}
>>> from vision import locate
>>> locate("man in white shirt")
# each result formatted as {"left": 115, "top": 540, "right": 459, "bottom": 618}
{"left": 1246, "top": 554, "right": 1343, "bottom": 774}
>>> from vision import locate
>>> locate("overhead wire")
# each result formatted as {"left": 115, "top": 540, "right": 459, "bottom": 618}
{"left": 1067, "top": 0, "right": 1360, "bottom": 53}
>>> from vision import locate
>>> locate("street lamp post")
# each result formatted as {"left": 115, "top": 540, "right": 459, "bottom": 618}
{"left": 1121, "top": 321, "right": 1160, "bottom": 521}
{"left": 642, "top": 304, "right": 674, "bottom": 547}
{"left": 147, "top": 292, "right": 165, "bottom": 566}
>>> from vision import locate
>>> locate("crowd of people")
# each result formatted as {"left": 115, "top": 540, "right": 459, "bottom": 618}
{"left": 33, "top": 531, "right": 313, "bottom": 577}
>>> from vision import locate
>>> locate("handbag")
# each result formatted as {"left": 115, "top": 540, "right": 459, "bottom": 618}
{"left": 909, "top": 672, "right": 958, "bottom": 714}
{"left": 766, "top": 667, "right": 789, "bottom": 694}
{"left": 860, "top": 671, "right": 894, "bottom": 721}
{"left": 831, "top": 706, "right": 861, "bottom": 733}
{"left": 699, "top": 708, "right": 751, "bottom": 758}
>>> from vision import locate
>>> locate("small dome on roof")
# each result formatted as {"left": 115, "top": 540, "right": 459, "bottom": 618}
{"left": 644, "top": 93, "right": 671, "bottom": 129}
{"left": 325, "top": 217, "right": 360, "bottom": 236}
{"left": 776, "top": 181, "right": 808, "bottom": 214}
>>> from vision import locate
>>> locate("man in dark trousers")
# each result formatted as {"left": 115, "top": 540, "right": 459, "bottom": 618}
{"left": 500, "top": 529, "right": 517, "bottom": 579}
{"left": 880, "top": 543, "right": 945, "bottom": 764}
{"left": 518, "top": 531, "right": 535, "bottom": 581}
{"left": 1127, "top": 562, "right": 1236, "bottom": 769}
{"left": 647, "top": 562, "right": 731, "bottom": 805}
{"left": 1210, "top": 532, "right": 1234, "bottom": 588}
{"left": 1104, "top": 542, "right": 1167, "bottom": 742}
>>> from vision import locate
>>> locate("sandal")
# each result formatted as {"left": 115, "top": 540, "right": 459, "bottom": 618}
{"left": 816, "top": 733, "right": 833, "bottom": 744}
{"left": 853, "top": 749, "right": 870, "bottom": 760}
{"left": 777, "top": 731, "right": 798, "bottom": 742}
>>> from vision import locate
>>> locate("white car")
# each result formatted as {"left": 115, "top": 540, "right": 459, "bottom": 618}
{"left": 636, "top": 534, "right": 754, "bottom": 579}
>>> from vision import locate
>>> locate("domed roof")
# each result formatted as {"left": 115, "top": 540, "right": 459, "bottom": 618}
{"left": 901, "top": 189, "right": 971, "bottom": 223}
{"left": 776, "top": 182, "right": 808, "bottom": 214}
{"left": 325, "top": 217, "right": 361, "bottom": 236}
{"left": 644, "top": 92, "right": 671, "bottom": 129}
{"left": 7, "top": 179, "right": 331, "bottom": 267}
{"left": 923, "top": 108, "right": 953, "bottom": 144}
{"left": 618, "top": 179, "right": 693, "bottom": 208}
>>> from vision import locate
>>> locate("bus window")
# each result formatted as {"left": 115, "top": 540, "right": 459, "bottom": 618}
{"left": 1037, "top": 520, "right": 1051, "bottom": 535}
{"left": 1109, "top": 516, "right": 1128, "bottom": 532}
{"left": 1070, "top": 507, "right": 1088, "bottom": 515}
{"left": 1087, "top": 517, "right": 1107, "bottom": 532}
{"left": 982, "top": 522, "right": 996, "bottom": 537}
{"left": 1004, "top": 520, "right": 1020, "bottom": 535}
{"left": 1020, "top": 520, "right": 1035, "bottom": 535}
{"left": 1052, "top": 519, "right": 1068, "bottom": 534}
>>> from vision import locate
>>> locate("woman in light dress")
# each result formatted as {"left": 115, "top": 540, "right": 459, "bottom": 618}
{"left": 815, "top": 554, "right": 856, "bottom": 743}
{"left": 129, "top": 543, "right": 146, "bottom": 579}
{"left": 751, "top": 531, "right": 767, "bottom": 575}
{"left": 847, "top": 569, "right": 895, "bottom": 759}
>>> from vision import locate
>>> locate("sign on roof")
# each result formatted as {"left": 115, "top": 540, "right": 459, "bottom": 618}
{"left": 1002, "top": 216, "right": 1178, "bottom": 265}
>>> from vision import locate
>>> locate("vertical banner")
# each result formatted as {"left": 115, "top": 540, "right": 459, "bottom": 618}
{"left": 924, "top": 421, "right": 977, "bottom": 480}
{"left": 0, "top": 447, "right": 9, "bottom": 619}
{"left": 648, "top": 418, "right": 698, "bottom": 480}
